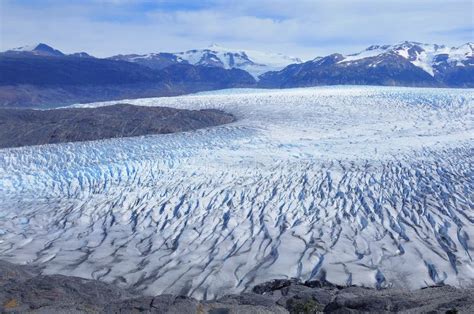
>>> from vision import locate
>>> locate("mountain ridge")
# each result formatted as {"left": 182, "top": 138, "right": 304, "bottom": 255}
{"left": 4, "top": 41, "right": 472, "bottom": 75}
{"left": 109, "top": 44, "right": 303, "bottom": 79}
{"left": 0, "top": 44, "right": 256, "bottom": 107}
{"left": 259, "top": 41, "right": 473, "bottom": 88}
{"left": 1, "top": 41, "right": 473, "bottom": 107}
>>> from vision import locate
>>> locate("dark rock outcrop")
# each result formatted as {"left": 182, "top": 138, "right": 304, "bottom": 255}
{"left": 251, "top": 279, "right": 474, "bottom": 313}
{"left": 0, "top": 103, "right": 236, "bottom": 148}
{"left": 0, "top": 261, "right": 473, "bottom": 313}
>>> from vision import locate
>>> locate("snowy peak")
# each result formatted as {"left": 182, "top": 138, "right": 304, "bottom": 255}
{"left": 7, "top": 43, "right": 64, "bottom": 57}
{"left": 311, "top": 54, "right": 344, "bottom": 66}
{"left": 109, "top": 45, "right": 302, "bottom": 79}
{"left": 69, "top": 52, "right": 94, "bottom": 58}
{"left": 109, "top": 52, "right": 187, "bottom": 70}
{"left": 259, "top": 41, "right": 473, "bottom": 88}
{"left": 175, "top": 45, "right": 302, "bottom": 78}
{"left": 341, "top": 41, "right": 473, "bottom": 76}
{"left": 3, "top": 43, "right": 98, "bottom": 58}
{"left": 177, "top": 47, "right": 255, "bottom": 69}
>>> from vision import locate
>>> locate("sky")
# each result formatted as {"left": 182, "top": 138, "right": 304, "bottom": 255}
{"left": 1, "top": 0, "right": 473, "bottom": 59}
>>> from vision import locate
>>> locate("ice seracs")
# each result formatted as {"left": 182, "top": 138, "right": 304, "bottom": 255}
{"left": 0, "top": 86, "right": 472, "bottom": 300}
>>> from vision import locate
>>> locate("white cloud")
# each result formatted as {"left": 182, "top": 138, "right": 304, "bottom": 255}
{"left": 0, "top": 0, "right": 472, "bottom": 59}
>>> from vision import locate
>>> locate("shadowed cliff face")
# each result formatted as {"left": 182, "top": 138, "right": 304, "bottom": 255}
{"left": 0, "top": 261, "right": 472, "bottom": 313}
{"left": 0, "top": 104, "right": 236, "bottom": 148}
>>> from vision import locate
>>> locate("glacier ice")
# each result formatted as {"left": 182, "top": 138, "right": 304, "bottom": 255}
{"left": 0, "top": 86, "right": 473, "bottom": 300}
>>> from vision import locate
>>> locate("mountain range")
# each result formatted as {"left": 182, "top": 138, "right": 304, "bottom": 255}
{"left": 0, "top": 42, "right": 472, "bottom": 107}
{"left": 0, "top": 44, "right": 256, "bottom": 107}
{"left": 110, "top": 43, "right": 302, "bottom": 78}
{"left": 260, "top": 42, "right": 473, "bottom": 88}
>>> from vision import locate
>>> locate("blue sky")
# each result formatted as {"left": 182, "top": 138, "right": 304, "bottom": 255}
{"left": 1, "top": 0, "right": 473, "bottom": 59}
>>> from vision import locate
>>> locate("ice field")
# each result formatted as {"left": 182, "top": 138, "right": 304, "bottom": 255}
{"left": 0, "top": 86, "right": 473, "bottom": 299}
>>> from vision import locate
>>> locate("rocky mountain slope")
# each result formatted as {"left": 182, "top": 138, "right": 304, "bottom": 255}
{"left": 259, "top": 42, "right": 474, "bottom": 88}
{"left": 1, "top": 260, "right": 472, "bottom": 313}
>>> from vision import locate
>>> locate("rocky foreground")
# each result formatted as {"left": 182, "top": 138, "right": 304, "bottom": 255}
{"left": 0, "top": 261, "right": 472, "bottom": 313}
{"left": 0, "top": 104, "right": 235, "bottom": 148}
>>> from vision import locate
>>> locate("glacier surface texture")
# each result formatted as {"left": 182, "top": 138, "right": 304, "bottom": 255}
{"left": 0, "top": 86, "right": 473, "bottom": 299}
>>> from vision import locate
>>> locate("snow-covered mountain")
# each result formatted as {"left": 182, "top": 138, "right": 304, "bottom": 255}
{"left": 111, "top": 44, "right": 302, "bottom": 79}
{"left": 5, "top": 43, "right": 65, "bottom": 57}
{"left": 3, "top": 43, "right": 97, "bottom": 58}
{"left": 177, "top": 44, "right": 303, "bottom": 78}
{"left": 3, "top": 42, "right": 473, "bottom": 90}
{"left": 260, "top": 42, "right": 474, "bottom": 88}
{"left": 341, "top": 41, "right": 473, "bottom": 76}
{"left": 110, "top": 52, "right": 186, "bottom": 70}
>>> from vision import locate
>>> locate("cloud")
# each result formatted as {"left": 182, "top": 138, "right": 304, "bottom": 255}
{"left": 1, "top": 0, "right": 472, "bottom": 59}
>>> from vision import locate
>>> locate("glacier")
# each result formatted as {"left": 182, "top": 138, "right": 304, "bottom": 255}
{"left": 0, "top": 86, "right": 473, "bottom": 300}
